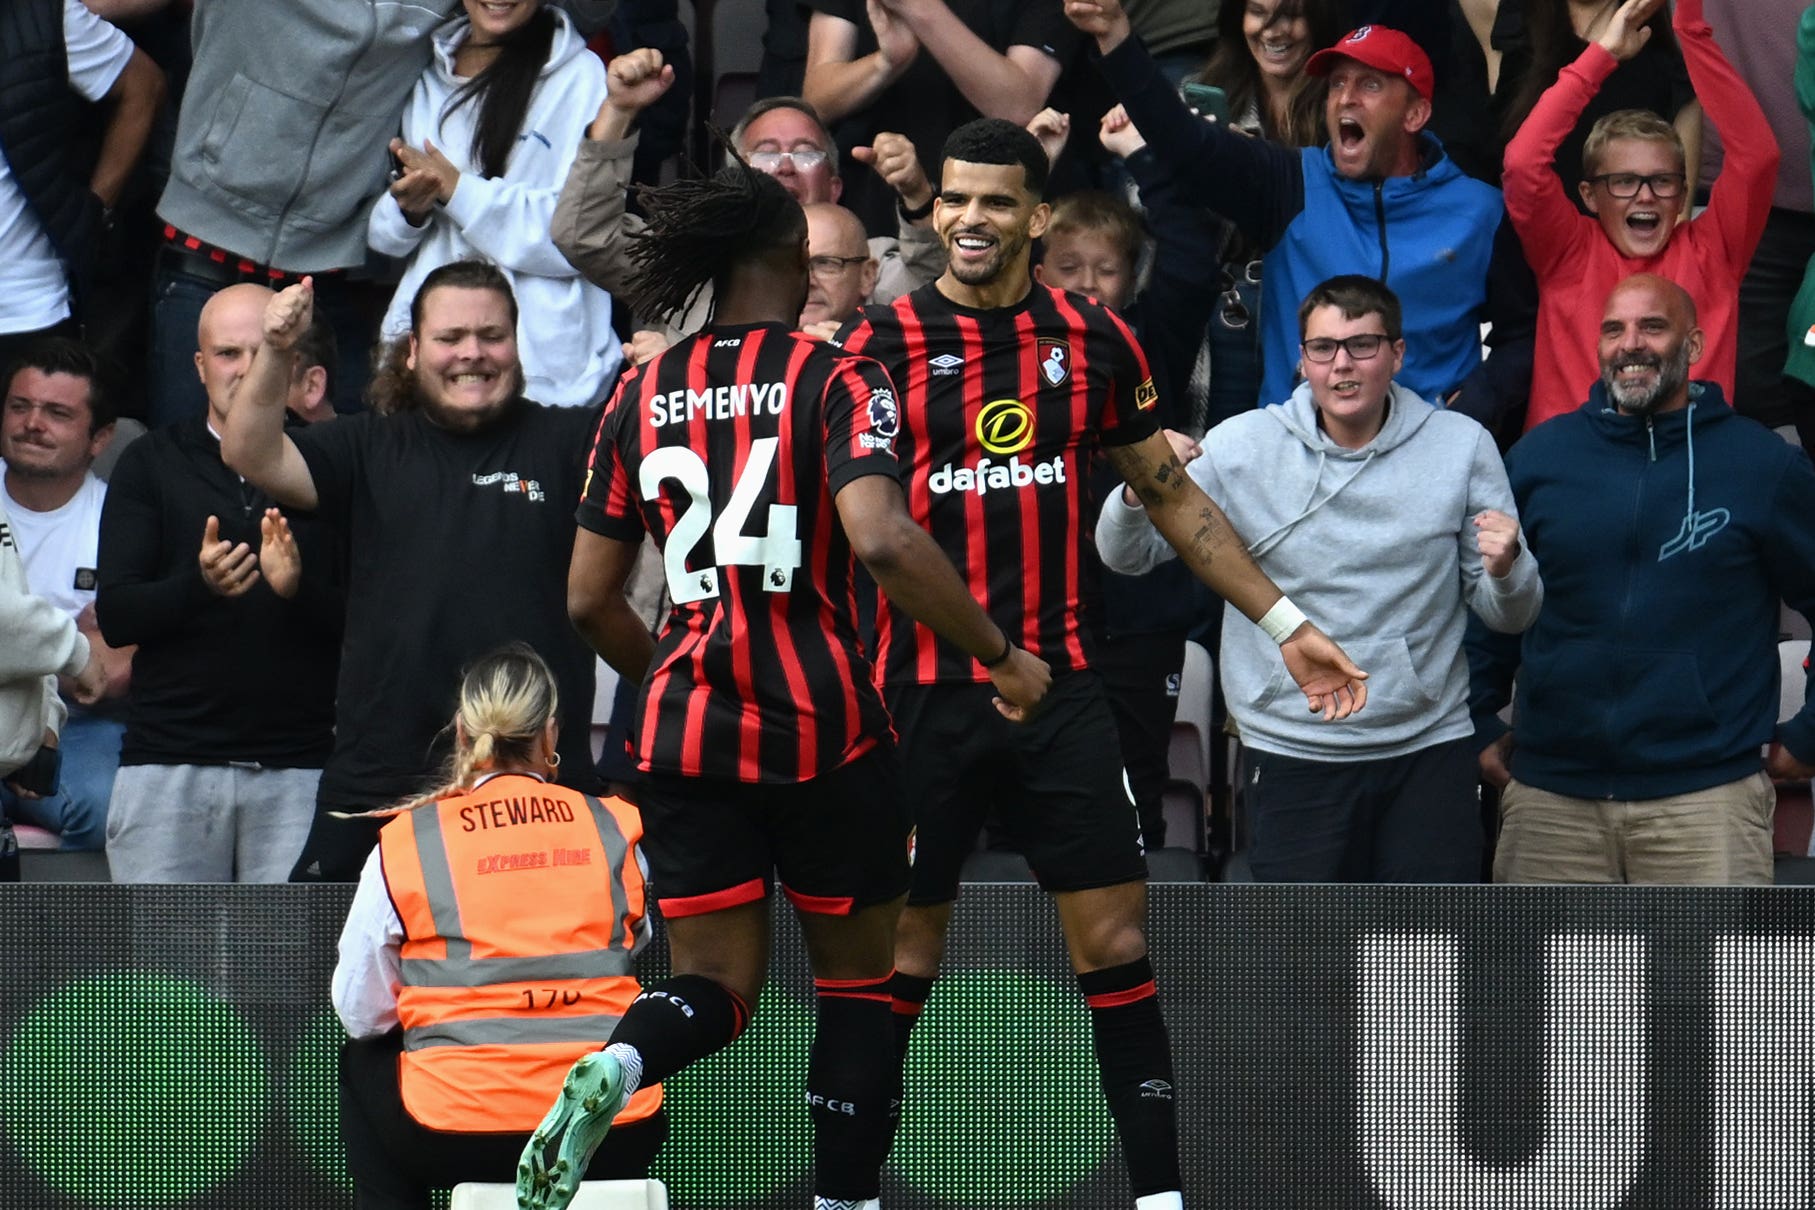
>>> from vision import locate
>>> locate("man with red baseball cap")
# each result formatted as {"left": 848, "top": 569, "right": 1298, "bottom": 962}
{"left": 1304, "top": 25, "right": 1436, "bottom": 183}
{"left": 1065, "top": 0, "right": 1509, "bottom": 418}
{"left": 1307, "top": 25, "right": 1434, "bottom": 99}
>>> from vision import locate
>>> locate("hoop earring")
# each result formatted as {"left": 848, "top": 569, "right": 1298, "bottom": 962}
{"left": 547, "top": 751, "right": 561, "bottom": 769}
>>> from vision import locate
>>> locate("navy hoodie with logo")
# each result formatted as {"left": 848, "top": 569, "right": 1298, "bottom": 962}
{"left": 1468, "top": 382, "right": 1815, "bottom": 800}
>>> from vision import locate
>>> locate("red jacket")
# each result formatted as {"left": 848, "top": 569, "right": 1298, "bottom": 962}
{"left": 1505, "top": 0, "right": 1778, "bottom": 430}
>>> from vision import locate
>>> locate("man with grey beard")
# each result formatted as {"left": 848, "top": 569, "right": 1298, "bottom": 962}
{"left": 1467, "top": 273, "right": 1815, "bottom": 885}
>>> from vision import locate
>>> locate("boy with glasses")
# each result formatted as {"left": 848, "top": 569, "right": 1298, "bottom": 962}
{"left": 1098, "top": 275, "right": 1543, "bottom": 883}
{"left": 1505, "top": 0, "right": 1778, "bottom": 431}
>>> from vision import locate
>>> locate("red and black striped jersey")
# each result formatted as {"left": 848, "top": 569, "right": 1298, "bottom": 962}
{"left": 833, "top": 282, "right": 1160, "bottom": 685}
{"left": 576, "top": 321, "right": 902, "bottom": 784}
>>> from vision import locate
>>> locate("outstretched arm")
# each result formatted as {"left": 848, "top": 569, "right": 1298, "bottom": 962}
{"left": 552, "top": 49, "right": 675, "bottom": 294}
{"left": 1066, "top": 0, "right": 1302, "bottom": 247}
{"left": 219, "top": 280, "right": 320, "bottom": 511}
{"left": 1105, "top": 430, "right": 1368, "bottom": 719}
{"left": 1675, "top": 0, "right": 1778, "bottom": 269}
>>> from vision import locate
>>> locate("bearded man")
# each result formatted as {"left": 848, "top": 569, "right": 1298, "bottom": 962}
{"left": 1467, "top": 273, "right": 1815, "bottom": 886}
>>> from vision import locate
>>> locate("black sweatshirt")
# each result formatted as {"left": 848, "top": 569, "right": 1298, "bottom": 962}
{"left": 96, "top": 418, "right": 341, "bottom": 766}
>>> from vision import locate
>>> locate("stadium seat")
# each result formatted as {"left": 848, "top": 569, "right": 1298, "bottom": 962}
{"left": 1166, "top": 640, "right": 1214, "bottom": 794}
{"left": 11, "top": 824, "right": 59, "bottom": 850}
{"left": 1161, "top": 640, "right": 1215, "bottom": 854}
{"left": 448, "top": 1179, "right": 669, "bottom": 1210}
{"left": 1774, "top": 640, "right": 1813, "bottom": 859}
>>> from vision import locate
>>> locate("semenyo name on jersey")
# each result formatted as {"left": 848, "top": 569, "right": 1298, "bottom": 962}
{"left": 649, "top": 382, "right": 790, "bottom": 427}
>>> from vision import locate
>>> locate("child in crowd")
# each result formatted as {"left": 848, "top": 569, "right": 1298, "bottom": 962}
{"left": 1033, "top": 112, "right": 1218, "bottom": 852}
{"left": 1506, "top": 0, "right": 1777, "bottom": 429}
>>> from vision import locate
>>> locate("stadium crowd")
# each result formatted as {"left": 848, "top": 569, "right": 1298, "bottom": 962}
{"left": 8, "top": 0, "right": 1815, "bottom": 1204}
{"left": 4, "top": 0, "right": 1811, "bottom": 887}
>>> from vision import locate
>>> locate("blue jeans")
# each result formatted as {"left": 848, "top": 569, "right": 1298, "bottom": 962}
{"left": 1, "top": 713, "right": 125, "bottom": 851}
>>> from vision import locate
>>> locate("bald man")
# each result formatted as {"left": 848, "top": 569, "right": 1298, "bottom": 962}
{"left": 799, "top": 203, "right": 881, "bottom": 339}
{"left": 1469, "top": 273, "right": 1815, "bottom": 886}
{"left": 93, "top": 284, "right": 344, "bottom": 883}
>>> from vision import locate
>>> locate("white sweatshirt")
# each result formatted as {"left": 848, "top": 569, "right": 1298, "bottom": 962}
{"left": 368, "top": 8, "right": 621, "bottom": 407}
{"left": 0, "top": 495, "right": 89, "bottom": 776}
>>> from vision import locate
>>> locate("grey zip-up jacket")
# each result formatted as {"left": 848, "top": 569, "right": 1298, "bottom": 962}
{"left": 1097, "top": 382, "right": 1542, "bottom": 760}
{"left": 158, "top": 0, "right": 614, "bottom": 273}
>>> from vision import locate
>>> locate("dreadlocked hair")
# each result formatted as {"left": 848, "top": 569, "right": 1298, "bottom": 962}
{"left": 623, "top": 154, "right": 805, "bottom": 325}
{"left": 389, "top": 642, "right": 561, "bottom": 813}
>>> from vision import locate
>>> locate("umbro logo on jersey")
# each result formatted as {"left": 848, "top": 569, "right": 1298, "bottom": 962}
{"left": 928, "top": 352, "right": 964, "bottom": 375}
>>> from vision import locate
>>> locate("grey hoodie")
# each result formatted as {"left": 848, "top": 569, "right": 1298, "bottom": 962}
{"left": 1097, "top": 382, "right": 1542, "bottom": 760}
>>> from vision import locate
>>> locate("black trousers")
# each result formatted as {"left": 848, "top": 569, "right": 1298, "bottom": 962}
{"left": 1095, "top": 631, "right": 1189, "bottom": 849}
{"left": 339, "top": 1033, "right": 666, "bottom": 1210}
{"left": 1242, "top": 737, "right": 1483, "bottom": 883}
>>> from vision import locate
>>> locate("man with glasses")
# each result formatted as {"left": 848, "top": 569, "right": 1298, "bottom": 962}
{"left": 799, "top": 203, "right": 879, "bottom": 338}
{"left": 1505, "top": 0, "right": 1776, "bottom": 431}
{"left": 1099, "top": 275, "right": 1542, "bottom": 883}
{"left": 1067, "top": 2, "right": 1506, "bottom": 414}
{"left": 552, "top": 50, "right": 943, "bottom": 353}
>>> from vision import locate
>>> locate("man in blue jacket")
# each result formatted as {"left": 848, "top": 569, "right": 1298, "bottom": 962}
{"left": 1064, "top": 0, "right": 1508, "bottom": 411}
{"left": 1468, "top": 274, "right": 1815, "bottom": 885}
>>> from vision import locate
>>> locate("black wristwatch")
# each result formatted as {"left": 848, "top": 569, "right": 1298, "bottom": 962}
{"left": 898, "top": 194, "right": 935, "bottom": 222}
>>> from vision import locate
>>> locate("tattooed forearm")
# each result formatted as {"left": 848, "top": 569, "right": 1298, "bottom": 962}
{"left": 1179, "top": 506, "right": 1222, "bottom": 570}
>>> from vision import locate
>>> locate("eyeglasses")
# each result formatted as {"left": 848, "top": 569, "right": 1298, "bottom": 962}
{"left": 808, "top": 255, "right": 868, "bottom": 277}
{"left": 1300, "top": 333, "right": 1391, "bottom": 362}
{"left": 749, "top": 149, "right": 828, "bottom": 173}
{"left": 1586, "top": 171, "right": 1687, "bottom": 199}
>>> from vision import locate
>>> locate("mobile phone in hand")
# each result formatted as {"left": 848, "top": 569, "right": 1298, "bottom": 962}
{"left": 1180, "top": 83, "right": 1230, "bottom": 125}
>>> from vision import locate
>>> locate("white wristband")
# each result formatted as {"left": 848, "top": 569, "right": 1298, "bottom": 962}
{"left": 1257, "top": 597, "right": 1308, "bottom": 646}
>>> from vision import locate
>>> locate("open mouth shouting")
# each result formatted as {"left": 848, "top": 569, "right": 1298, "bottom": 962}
{"left": 1336, "top": 117, "right": 1365, "bottom": 148}
{"left": 1614, "top": 206, "right": 1672, "bottom": 256}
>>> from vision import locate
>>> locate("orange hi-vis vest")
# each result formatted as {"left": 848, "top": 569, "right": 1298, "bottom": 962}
{"left": 379, "top": 774, "right": 662, "bottom": 1133}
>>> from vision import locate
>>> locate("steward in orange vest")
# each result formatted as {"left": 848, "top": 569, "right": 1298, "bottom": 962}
{"left": 379, "top": 773, "right": 663, "bottom": 1133}
{"left": 336, "top": 765, "right": 666, "bottom": 1209}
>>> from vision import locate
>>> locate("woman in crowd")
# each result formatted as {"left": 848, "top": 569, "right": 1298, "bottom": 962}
{"left": 1184, "top": 0, "right": 1344, "bottom": 433}
{"left": 333, "top": 643, "right": 661, "bottom": 1209}
{"left": 368, "top": 0, "right": 622, "bottom": 408}
{"left": 1192, "top": 0, "right": 1346, "bottom": 144}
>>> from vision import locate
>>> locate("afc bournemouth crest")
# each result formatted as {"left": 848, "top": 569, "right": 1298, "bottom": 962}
{"left": 1037, "top": 338, "right": 1070, "bottom": 387}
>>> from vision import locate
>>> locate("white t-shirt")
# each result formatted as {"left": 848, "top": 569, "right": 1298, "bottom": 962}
{"left": 0, "top": 471, "right": 105, "bottom": 621}
{"left": 0, "top": 0, "right": 134, "bottom": 334}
